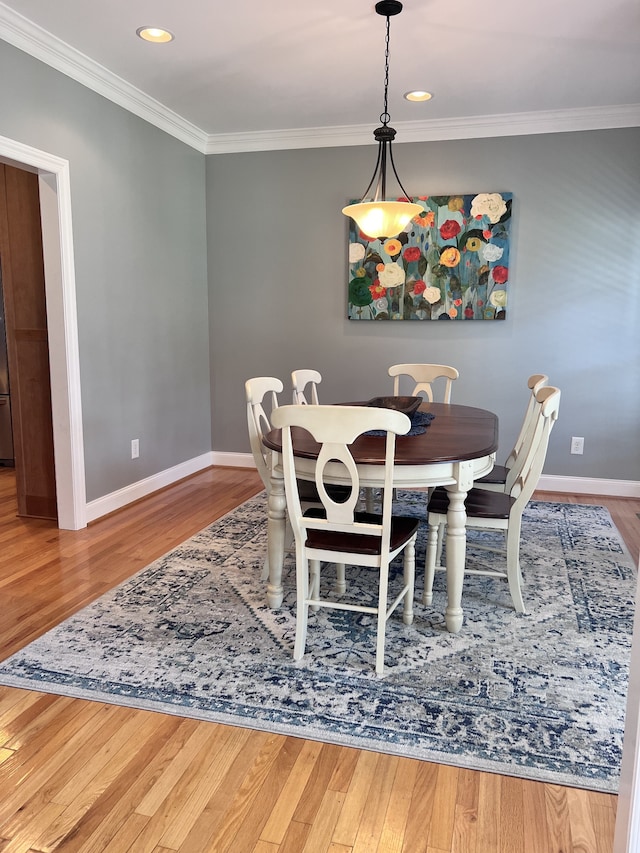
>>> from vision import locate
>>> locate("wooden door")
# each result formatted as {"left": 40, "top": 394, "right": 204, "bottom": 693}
{"left": 0, "top": 164, "right": 57, "bottom": 520}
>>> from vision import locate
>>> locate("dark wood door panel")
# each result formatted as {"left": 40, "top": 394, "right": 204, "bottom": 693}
{"left": 0, "top": 164, "right": 57, "bottom": 520}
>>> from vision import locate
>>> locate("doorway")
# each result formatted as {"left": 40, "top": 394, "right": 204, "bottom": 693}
{"left": 0, "top": 134, "right": 86, "bottom": 529}
{"left": 0, "top": 163, "right": 56, "bottom": 519}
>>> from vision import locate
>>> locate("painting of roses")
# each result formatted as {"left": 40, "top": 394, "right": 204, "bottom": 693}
{"left": 347, "top": 192, "right": 512, "bottom": 321}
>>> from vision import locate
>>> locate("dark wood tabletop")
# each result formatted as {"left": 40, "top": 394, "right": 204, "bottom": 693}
{"left": 263, "top": 402, "right": 499, "bottom": 466}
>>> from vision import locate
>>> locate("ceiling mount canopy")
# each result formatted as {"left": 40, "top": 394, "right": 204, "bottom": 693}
{"left": 342, "top": 0, "right": 421, "bottom": 240}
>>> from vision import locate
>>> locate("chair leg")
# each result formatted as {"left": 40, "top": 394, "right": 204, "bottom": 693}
{"left": 375, "top": 563, "right": 390, "bottom": 677}
{"left": 506, "top": 519, "right": 526, "bottom": 614}
{"left": 335, "top": 563, "right": 346, "bottom": 594}
{"left": 365, "top": 488, "right": 375, "bottom": 512}
{"left": 402, "top": 535, "right": 416, "bottom": 626}
{"left": 435, "top": 522, "right": 445, "bottom": 565}
{"left": 260, "top": 554, "right": 269, "bottom": 581}
{"left": 309, "top": 559, "right": 321, "bottom": 612}
{"left": 294, "top": 553, "right": 310, "bottom": 661}
{"left": 423, "top": 518, "right": 441, "bottom": 605}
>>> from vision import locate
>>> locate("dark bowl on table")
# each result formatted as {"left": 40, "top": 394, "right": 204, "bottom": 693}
{"left": 366, "top": 396, "right": 422, "bottom": 416}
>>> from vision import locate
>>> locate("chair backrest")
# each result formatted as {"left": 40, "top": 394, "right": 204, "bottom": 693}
{"left": 505, "top": 374, "right": 549, "bottom": 470}
{"left": 388, "top": 363, "right": 459, "bottom": 403}
{"left": 291, "top": 369, "right": 321, "bottom": 405}
{"left": 245, "top": 376, "right": 283, "bottom": 490}
{"left": 271, "top": 404, "right": 411, "bottom": 553}
{"left": 509, "top": 386, "right": 561, "bottom": 510}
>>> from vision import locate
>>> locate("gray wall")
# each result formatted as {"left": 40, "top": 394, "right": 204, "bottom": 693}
{"left": 1, "top": 37, "right": 638, "bottom": 499}
{"left": 207, "top": 130, "right": 640, "bottom": 480}
{"left": 0, "top": 41, "right": 211, "bottom": 501}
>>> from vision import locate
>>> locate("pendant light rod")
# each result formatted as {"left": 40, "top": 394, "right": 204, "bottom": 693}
{"left": 359, "top": 1, "right": 412, "bottom": 203}
{"left": 379, "top": 1, "right": 394, "bottom": 126}
{"left": 342, "top": 0, "right": 422, "bottom": 239}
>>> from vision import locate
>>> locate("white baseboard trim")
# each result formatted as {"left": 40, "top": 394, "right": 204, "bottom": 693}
{"left": 212, "top": 451, "right": 257, "bottom": 468}
{"left": 85, "top": 452, "right": 215, "bottom": 523}
{"left": 537, "top": 474, "right": 640, "bottom": 498}
{"left": 86, "top": 453, "right": 640, "bottom": 524}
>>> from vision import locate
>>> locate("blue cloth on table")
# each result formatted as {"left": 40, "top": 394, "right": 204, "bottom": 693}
{"left": 365, "top": 410, "right": 435, "bottom": 437}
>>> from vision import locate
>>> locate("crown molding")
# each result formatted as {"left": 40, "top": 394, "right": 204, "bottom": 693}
{"left": 204, "top": 103, "right": 640, "bottom": 154}
{"left": 0, "top": 2, "right": 208, "bottom": 153}
{"left": 1, "top": 2, "right": 638, "bottom": 157}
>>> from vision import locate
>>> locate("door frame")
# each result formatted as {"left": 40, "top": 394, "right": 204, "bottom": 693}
{"left": 0, "top": 134, "right": 86, "bottom": 530}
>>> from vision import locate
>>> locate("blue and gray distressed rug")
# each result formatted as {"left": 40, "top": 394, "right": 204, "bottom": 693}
{"left": 0, "top": 493, "right": 635, "bottom": 792}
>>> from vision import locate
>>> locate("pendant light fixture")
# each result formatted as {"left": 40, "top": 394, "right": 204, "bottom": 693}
{"left": 342, "top": 0, "right": 421, "bottom": 240}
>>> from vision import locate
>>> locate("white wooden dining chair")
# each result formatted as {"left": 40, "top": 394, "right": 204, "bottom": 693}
{"left": 271, "top": 404, "right": 420, "bottom": 676}
{"left": 291, "top": 367, "right": 375, "bottom": 513}
{"left": 245, "top": 376, "right": 287, "bottom": 580}
{"left": 291, "top": 369, "right": 321, "bottom": 405}
{"left": 245, "top": 376, "right": 348, "bottom": 585}
{"left": 424, "top": 385, "right": 561, "bottom": 615}
{"left": 245, "top": 376, "right": 282, "bottom": 496}
{"left": 475, "top": 374, "right": 549, "bottom": 492}
{"left": 387, "top": 362, "right": 460, "bottom": 507}
{"left": 388, "top": 363, "right": 459, "bottom": 403}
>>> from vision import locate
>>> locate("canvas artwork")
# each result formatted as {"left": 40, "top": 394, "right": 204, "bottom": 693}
{"left": 347, "top": 192, "right": 512, "bottom": 321}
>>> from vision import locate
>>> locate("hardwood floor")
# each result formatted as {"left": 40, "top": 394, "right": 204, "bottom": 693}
{"left": 0, "top": 466, "right": 638, "bottom": 852}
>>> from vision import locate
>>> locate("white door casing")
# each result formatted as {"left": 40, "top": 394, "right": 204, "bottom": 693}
{"left": 0, "top": 134, "right": 86, "bottom": 530}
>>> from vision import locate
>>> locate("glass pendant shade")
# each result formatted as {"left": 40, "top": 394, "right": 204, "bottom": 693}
{"left": 342, "top": 199, "right": 422, "bottom": 240}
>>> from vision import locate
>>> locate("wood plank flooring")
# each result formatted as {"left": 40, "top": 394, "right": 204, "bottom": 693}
{"left": 0, "top": 466, "right": 638, "bottom": 852}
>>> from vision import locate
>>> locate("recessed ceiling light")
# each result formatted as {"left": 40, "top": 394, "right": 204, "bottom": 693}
{"left": 136, "top": 27, "right": 174, "bottom": 44}
{"left": 404, "top": 91, "right": 433, "bottom": 102}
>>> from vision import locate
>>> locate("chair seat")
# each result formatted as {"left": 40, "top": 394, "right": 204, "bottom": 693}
{"left": 427, "top": 486, "right": 515, "bottom": 520}
{"left": 475, "top": 463, "right": 508, "bottom": 485}
{"left": 297, "top": 479, "right": 351, "bottom": 504}
{"left": 304, "top": 508, "right": 419, "bottom": 555}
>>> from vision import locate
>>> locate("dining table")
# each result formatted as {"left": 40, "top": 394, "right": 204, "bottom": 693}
{"left": 262, "top": 400, "right": 499, "bottom": 633}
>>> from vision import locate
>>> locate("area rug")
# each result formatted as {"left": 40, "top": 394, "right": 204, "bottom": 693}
{"left": 0, "top": 493, "right": 635, "bottom": 793}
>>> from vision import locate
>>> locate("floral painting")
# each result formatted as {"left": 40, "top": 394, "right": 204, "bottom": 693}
{"left": 347, "top": 192, "right": 512, "bottom": 320}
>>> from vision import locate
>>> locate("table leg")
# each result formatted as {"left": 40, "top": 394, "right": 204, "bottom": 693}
{"left": 267, "top": 472, "right": 287, "bottom": 608}
{"left": 443, "top": 485, "right": 467, "bottom": 633}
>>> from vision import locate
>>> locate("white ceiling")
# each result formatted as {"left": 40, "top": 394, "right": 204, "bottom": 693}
{"left": 1, "top": 0, "right": 639, "bottom": 152}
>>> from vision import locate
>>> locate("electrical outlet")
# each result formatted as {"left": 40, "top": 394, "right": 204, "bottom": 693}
{"left": 131, "top": 438, "right": 139, "bottom": 459}
{"left": 570, "top": 436, "right": 584, "bottom": 455}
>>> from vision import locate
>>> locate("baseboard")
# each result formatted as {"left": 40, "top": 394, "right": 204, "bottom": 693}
{"left": 85, "top": 452, "right": 215, "bottom": 523}
{"left": 86, "top": 452, "right": 640, "bottom": 524}
{"left": 212, "top": 451, "right": 256, "bottom": 468}
{"left": 537, "top": 475, "right": 640, "bottom": 498}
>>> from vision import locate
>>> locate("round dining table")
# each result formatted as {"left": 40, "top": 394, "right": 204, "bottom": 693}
{"left": 262, "top": 401, "right": 499, "bottom": 633}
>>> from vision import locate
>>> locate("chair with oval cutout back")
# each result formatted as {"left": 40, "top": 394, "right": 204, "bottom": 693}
{"left": 475, "top": 374, "right": 549, "bottom": 492}
{"left": 387, "top": 363, "right": 460, "bottom": 507}
{"left": 245, "top": 376, "right": 286, "bottom": 580}
{"left": 424, "top": 385, "right": 561, "bottom": 615}
{"left": 291, "top": 369, "right": 322, "bottom": 405}
{"left": 388, "top": 363, "right": 459, "bottom": 403}
{"left": 271, "top": 403, "right": 420, "bottom": 676}
{"left": 292, "top": 368, "right": 378, "bottom": 515}
{"left": 245, "top": 376, "right": 348, "bottom": 588}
